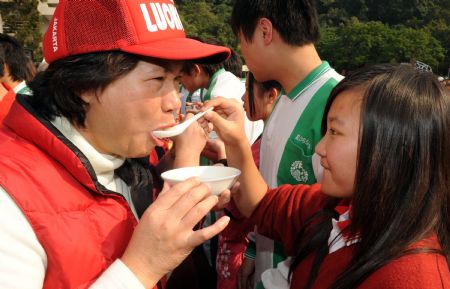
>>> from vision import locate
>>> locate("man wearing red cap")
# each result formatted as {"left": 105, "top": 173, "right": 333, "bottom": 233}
{"left": 0, "top": 1, "right": 231, "bottom": 288}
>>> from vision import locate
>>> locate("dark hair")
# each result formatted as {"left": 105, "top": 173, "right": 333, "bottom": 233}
{"left": 231, "top": 0, "right": 320, "bottom": 45}
{"left": 28, "top": 51, "right": 141, "bottom": 127}
{"left": 223, "top": 50, "right": 243, "bottom": 78}
{"left": 291, "top": 64, "right": 450, "bottom": 288}
{"left": 181, "top": 37, "right": 225, "bottom": 77}
{"left": 181, "top": 60, "right": 224, "bottom": 78}
{"left": 247, "top": 72, "right": 281, "bottom": 117}
{"left": 0, "top": 33, "right": 34, "bottom": 82}
{"left": 0, "top": 46, "right": 4, "bottom": 76}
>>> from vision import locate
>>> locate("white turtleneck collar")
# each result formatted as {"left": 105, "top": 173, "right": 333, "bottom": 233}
{"left": 51, "top": 116, "right": 126, "bottom": 192}
{"left": 50, "top": 117, "right": 139, "bottom": 219}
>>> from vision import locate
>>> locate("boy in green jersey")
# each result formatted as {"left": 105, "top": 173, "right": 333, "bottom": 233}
{"left": 231, "top": 1, "right": 344, "bottom": 288}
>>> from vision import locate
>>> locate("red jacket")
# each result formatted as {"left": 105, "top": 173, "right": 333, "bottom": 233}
{"left": 253, "top": 184, "right": 450, "bottom": 289}
{"left": 0, "top": 97, "right": 160, "bottom": 288}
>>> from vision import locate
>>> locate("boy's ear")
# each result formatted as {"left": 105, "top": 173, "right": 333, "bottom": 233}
{"left": 268, "top": 88, "right": 279, "bottom": 103}
{"left": 193, "top": 64, "right": 202, "bottom": 76}
{"left": 258, "top": 18, "right": 273, "bottom": 45}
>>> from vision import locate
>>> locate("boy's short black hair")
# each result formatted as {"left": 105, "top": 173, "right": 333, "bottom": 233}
{"left": 231, "top": 0, "right": 320, "bottom": 46}
{"left": 0, "top": 33, "right": 33, "bottom": 82}
{"left": 181, "top": 36, "right": 226, "bottom": 77}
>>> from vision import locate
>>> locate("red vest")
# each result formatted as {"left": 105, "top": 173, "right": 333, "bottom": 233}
{"left": 0, "top": 88, "right": 15, "bottom": 123}
{"left": 0, "top": 99, "right": 147, "bottom": 288}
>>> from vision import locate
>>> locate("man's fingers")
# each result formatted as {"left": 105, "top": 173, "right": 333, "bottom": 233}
{"left": 156, "top": 178, "right": 201, "bottom": 207}
{"left": 186, "top": 215, "right": 230, "bottom": 247}
{"left": 180, "top": 194, "right": 218, "bottom": 227}
{"left": 168, "top": 183, "right": 212, "bottom": 221}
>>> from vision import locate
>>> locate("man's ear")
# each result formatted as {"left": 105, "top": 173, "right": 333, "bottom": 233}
{"left": 80, "top": 91, "right": 95, "bottom": 104}
{"left": 258, "top": 18, "right": 273, "bottom": 45}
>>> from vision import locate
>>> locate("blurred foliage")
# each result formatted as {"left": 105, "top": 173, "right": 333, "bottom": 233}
{"left": 0, "top": 0, "right": 448, "bottom": 74}
{"left": 0, "top": 0, "right": 42, "bottom": 61}
{"left": 175, "top": 0, "right": 238, "bottom": 51}
{"left": 317, "top": 19, "right": 445, "bottom": 73}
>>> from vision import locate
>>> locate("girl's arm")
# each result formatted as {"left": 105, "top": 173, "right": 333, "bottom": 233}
{"left": 202, "top": 98, "right": 268, "bottom": 217}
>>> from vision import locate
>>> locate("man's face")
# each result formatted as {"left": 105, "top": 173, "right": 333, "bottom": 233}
{"left": 79, "top": 59, "right": 182, "bottom": 158}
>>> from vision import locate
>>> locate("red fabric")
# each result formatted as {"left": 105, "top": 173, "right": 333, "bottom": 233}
{"left": 216, "top": 138, "right": 262, "bottom": 289}
{"left": 0, "top": 100, "right": 162, "bottom": 289}
{"left": 251, "top": 137, "right": 261, "bottom": 168}
{"left": 0, "top": 89, "right": 15, "bottom": 123}
{"left": 149, "top": 140, "right": 170, "bottom": 166}
{"left": 252, "top": 184, "right": 450, "bottom": 289}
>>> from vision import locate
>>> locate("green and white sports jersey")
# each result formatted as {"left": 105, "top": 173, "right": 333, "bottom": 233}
{"left": 254, "top": 62, "right": 344, "bottom": 285}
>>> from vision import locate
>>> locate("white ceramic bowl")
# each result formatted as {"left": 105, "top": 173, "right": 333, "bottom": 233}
{"left": 161, "top": 166, "right": 241, "bottom": 195}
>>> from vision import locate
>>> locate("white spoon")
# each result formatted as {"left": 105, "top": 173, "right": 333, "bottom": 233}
{"left": 152, "top": 107, "right": 213, "bottom": 139}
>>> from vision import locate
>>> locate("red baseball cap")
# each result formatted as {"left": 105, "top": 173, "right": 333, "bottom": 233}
{"left": 43, "top": 0, "right": 231, "bottom": 64}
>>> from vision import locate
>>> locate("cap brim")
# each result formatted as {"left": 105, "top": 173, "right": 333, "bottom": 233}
{"left": 121, "top": 38, "right": 231, "bottom": 64}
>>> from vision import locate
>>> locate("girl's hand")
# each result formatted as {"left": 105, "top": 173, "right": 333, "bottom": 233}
{"left": 200, "top": 97, "right": 247, "bottom": 147}
{"left": 202, "top": 138, "right": 226, "bottom": 162}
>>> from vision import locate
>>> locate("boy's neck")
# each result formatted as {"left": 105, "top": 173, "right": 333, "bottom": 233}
{"left": 274, "top": 43, "right": 323, "bottom": 95}
{"left": 199, "top": 70, "right": 212, "bottom": 90}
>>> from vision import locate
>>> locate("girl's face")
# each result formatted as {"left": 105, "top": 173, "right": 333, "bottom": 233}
{"left": 241, "top": 76, "right": 273, "bottom": 122}
{"left": 315, "top": 88, "right": 362, "bottom": 198}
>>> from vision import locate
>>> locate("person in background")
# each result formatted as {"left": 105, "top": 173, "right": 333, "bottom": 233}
{"left": 180, "top": 37, "right": 263, "bottom": 145}
{"left": 230, "top": 0, "right": 344, "bottom": 286}
{"left": 204, "top": 63, "right": 450, "bottom": 289}
{"left": 223, "top": 49, "right": 244, "bottom": 80}
{"left": 0, "top": 1, "right": 232, "bottom": 288}
{"left": 0, "top": 33, "right": 35, "bottom": 122}
{"left": 215, "top": 72, "right": 281, "bottom": 289}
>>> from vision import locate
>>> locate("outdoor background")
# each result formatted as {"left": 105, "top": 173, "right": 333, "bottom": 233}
{"left": 0, "top": 0, "right": 449, "bottom": 76}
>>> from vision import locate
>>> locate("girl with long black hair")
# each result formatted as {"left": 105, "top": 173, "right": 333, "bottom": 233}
{"left": 202, "top": 64, "right": 450, "bottom": 289}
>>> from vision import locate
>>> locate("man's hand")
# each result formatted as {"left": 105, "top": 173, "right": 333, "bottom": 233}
{"left": 121, "top": 178, "right": 230, "bottom": 288}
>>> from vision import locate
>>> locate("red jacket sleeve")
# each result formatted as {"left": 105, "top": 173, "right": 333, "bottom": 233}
{"left": 250, "top": 183, "right": 329, "bottom": 255}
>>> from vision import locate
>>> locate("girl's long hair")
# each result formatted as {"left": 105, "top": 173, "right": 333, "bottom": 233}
{"left": 290, "top": 64, "right": 450, "bottom": 288}
{"left": 247, "top": 72, "right": 281, "bottom": 118}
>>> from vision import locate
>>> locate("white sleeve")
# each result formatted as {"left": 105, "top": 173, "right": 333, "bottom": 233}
{"left": 89, "top": 260, "right": 145, "bottom": 289}
{"left": 0, "top": 186, "right": 145, "bottom": 289}
{"left": 210, "top": 73, "right": 264, "bottom": 144}
{"left": 210, "top": 72, "right": 245, "bottom": 101}
{"left": 0, "top": 186, "right": 47, "bottom": 289}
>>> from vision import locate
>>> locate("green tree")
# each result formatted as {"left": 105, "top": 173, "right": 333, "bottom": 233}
{"left": 318, "top": 19, "right": 445, "bottom": 72}
{"left": 0, "top": 0, "right": 42, "bottom": 61}
{"left": 426, "top": 19, "right": 450, "bottom": 74}
{"left": 175, "top": 0, "right": 237, "bottom": 51}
